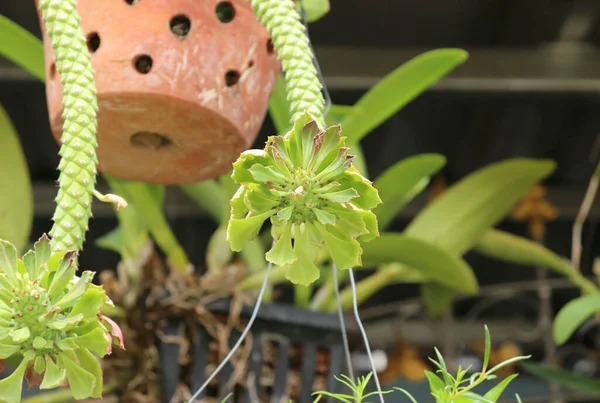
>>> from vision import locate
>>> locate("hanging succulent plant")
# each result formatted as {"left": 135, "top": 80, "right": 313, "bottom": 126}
{"left": 227, "top": 113, "right": 381, "bottom": 285}
{"left": 0, "top": 235, "right": 123, "bottom": 403}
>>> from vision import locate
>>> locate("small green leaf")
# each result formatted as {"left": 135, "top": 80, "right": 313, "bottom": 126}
{"left": 0, "top": 357, "right": 30, "bottom": 403}
{"left": 424, "top": 370, "right": 445, "bottom": 393}
{"left": 285, "top": 226, "right": 320, "bottom": 285}
{"left": 373, "top": 153, "right": 446, "bottom": 229}
{"left": 33, "top": 336, "right": 47, "bottom": 350}
{"left": 265, "top": 223, "right": 296, "bottom": 267}
{"left": 74, "top": 348, "right": 103, "bottom": 398}
{"left": 318, "top": 224, "right": 362, "bottom": 270}
{"left": 487, "top": 355, "right": 531, "bottom": 375}
{"left": 10, "top": 327, "right": 30, "bottom": 343}
{"left": 521, "top": 362, "right": 600, "bottom": 394}
{"left": 341, "top": 49, "right": 468, "bottom": 143}
{"left": 33, "top": 355, "right": 46, "bottom": 374}
{"left": 361, "top": 233, "right": 478, "bottom": 294}
{"left": 227, "top": 209, "right": 276, "bottom": 251}
{"left": 483, "top": 325, "right": 491, "bottom": 372}
{"left": 57, "top": 338, "right": 78, "bottom": 351}
{"left": 54, "top": 271, "right": 95, "bottom": 310}
{"left": 0, "top": 15, "right": 45, "bottom": 81}
{"left": 232, "top": 150, "right": 270, "bottom": 184}
{"left": 0, "top": 239, "right": 17, "bottom": 282}
{"left": 297, "top": 0, "right": 329, "bottom": 22}
{"left": 0, "top": 342, "right": 20, "bottom": 359}
{"left": 483, "top": 374, "right": 519, "bottom": 401}
{"left": 48, "top": 251, "right": 78, "bottom": 300}
{"left": 321, "top": 188, "right": 359, "bottom": 204}
{"left": 553, "top": 293, "right": 600, "bottom": 345}
{"left": 68, "top": 285, "right": 105, "bottom": 319}
{"left": 59, "top": 352, "right": 97, "bottom": 399}
{"left": 71, "top": 327, "right": 111, "bottom": 357}
{"left": 49, "top": 314, "right": 84, "bottom": 331}
{"left": 40, "top": 356, "right": 67, "bottom": 390}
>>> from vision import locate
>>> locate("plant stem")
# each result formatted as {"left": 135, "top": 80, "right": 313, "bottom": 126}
{"left": 326, "top": 266, "right": 402, "bottom": 313}
{"left": 180, "top": 181, "right": 228, "bottom": 225}
{"left": 238, "top": 265, "right": 286, "bottom": 290}
{"left": 572, "top": 163, "right": 600, "bottom": 273}
{"left": 294, "top": 284, "right": 312, "bottom": 309}
{"left": 21, "top": 384, "right": 116, "bottom": 403}
{"left": 118, "top": 181, "right": 190, "bottom": 274}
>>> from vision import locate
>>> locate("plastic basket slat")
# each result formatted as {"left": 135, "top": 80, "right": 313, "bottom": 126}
{"left": 244, "top": 332, "right": 263, "bottom": 403}
{"left": 190, "top": 326, "right": 210, "bottom": 397}
{"left": 299, "top": 342, "right": 318, "bottom": 403}
{"left": 326, "top": 345, "right": 344, "bottom": 403}
{"left": 159, "top": 319, "right": 183, "bottom": 403}
{"left": 271, "top": 337, "right": 291, "bottom": 403}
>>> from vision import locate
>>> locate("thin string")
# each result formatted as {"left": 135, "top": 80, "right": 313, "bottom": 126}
{"left": 333, "top": 264, "right": 355, "bottom": 381}
{"left": 348, "top": 268, "right": 384, "bottom": 403}
{"left": 298, "top": 0, "right": 332, "bottom": 116}
{"left": 187, "top": 260, "right": 273, "bottom": 403}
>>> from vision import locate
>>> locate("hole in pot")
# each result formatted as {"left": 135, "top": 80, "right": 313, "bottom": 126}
{"left": 266, "top": 39, "right": 275, "bottom": 54}
{"left": 130, "top": 131, "right": 173, "bottom": 150}
{"left": 216, "top": 2, "right": 235, "bottom": 23}
{"left": 134, "top": 55, "right": 153, "bottom": 74}
{"left": 225, "top": 70, "right": 240, "bottom": 87}
{"left": 169, "top": 14, "right": 191, "bottom": 38}
{"left": 124, "top": 0, "right": 140, "bottom": 4}
{"left": 248, "top": 60, "right": 255, "bottom": 68}
{"left": 86, "top": 32, "right": 101, "bottom": 53}
{"left": 49, "top": 63, "right": 56, "bottom": 80}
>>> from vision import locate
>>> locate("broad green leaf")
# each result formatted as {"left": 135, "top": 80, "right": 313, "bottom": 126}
{"left": 318, "top": 224, "right": 362, "bottom": 270}
{"left": 406, "top": 159, "right": 556, "bottom": 254}
{"left": 67, "top": 285, "right": 105, "bottom": 319}
{"left": 473, "top": 230, "right": 572, "bottom": 277}
{"left": 59, "top": 352, "right": 96, "bottom": 399}
{"left": 0, "top": 342, "right": 20, "bottom": 359}
{"left": 0, "top": 15, "right": 45, "bottom": 81}
{"left": 361, "top": 233, "right": 478, "bottom": 294}
{"left": 180, "top": 180, "right": 228, "bottom": 224}
{"left": 374, "top": 153, "right": 446, "bottom": 229}
{"left": 553, "top": 293, "right": 600, "bottom": 345}
{"left": 521, "top": 362, "right": 600, "bottom": 394}
{"left": 94, "top": 226, "right": 125, "bottom": 254}
{"left": 297, "top": 0, "right": 330, "bottom": 22}
{"left": 0, "top": 357, "right": 30, "bottom": 403}
{"left": 49, "top": 314, "right": 84, "bottom": 331}
{"left": 483, "top": 374, "right": 519, "bottom": 402}
{"left": 268, "top": 75, "right": 291, "bottom": 134}
{"left": 341, "top": 49, "right": 469, "bottom": 143}
{"left": 0, "top": 105, "right": 33, "bottom": 253}
{"left": 411, "top": 158, "right": 555, "bottom": 316}
{"left": 325, "top": 105, "right": 356, "bottom": 126}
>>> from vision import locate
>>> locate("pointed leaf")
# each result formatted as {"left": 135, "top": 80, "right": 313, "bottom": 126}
{"left": 361, "top": 233, "right": 478, "bottom": 294}
{"left": 553, "top": 293, "right": 600, "bottom": 345}
{"left": 341, "top": 49, "right": 468, "bottom": 143}
{"left": 48, "top": 251, "right": 78, "bottom": 300}
{"left": 483, "top": 374, "right": 519, "bottom": 401}
{"left": 373, "top": 154, "right": 446, "bottom": 229}
{"left": 424, "top": 370, "right": 445, "bottom": 393}
{"left": 54, "top": 271, "right": 95, "bottom": 310}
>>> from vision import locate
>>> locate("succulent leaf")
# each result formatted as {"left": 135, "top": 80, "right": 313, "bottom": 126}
{"left": 227, "top": 114, "right": 382, "bottom": 285}
{"left": 0, "top": 235, "right": 122, "bottom": 402}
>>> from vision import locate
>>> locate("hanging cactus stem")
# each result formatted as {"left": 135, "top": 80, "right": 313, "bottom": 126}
{"left": 38, "top": 0, "right": 99, "bottom": 252}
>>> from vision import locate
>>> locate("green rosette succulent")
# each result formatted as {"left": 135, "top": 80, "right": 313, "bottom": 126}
{"left": 227, "top": 113, "right": 382, "bottom": 285}
{"left": 0, "top": 235, "right": 123, "bottom": 403}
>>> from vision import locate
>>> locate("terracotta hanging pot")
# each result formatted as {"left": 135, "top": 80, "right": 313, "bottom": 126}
{"left": 36, "top": 0, "right": 280, "bottom": 184}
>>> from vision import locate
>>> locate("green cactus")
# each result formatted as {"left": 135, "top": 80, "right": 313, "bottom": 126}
{"left": 38, "top": 0, "right": 99, "bottom": 252}
{"left": 250, "top": 0, "right": 326, "bottom": 126}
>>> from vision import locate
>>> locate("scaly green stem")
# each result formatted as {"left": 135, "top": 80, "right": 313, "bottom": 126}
{"left": 250, "top": 0, "right": 325, "bottom": 126}
{"left": 39, "top": 0, "right": 98, "bottom": 252}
